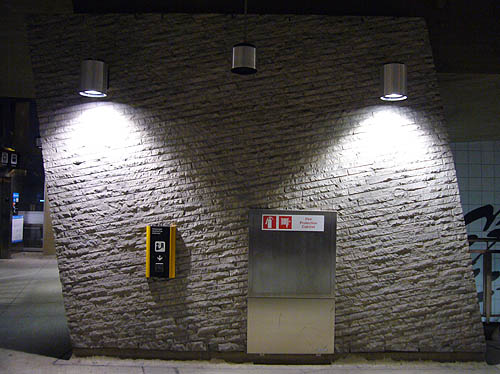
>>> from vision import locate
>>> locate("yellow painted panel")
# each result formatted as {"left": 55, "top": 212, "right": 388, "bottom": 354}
{"left": 169, "top": 225, "right": 176, "bottom": 278}
{"left": 146, "top": 225, "right": 151, "bottom": 278}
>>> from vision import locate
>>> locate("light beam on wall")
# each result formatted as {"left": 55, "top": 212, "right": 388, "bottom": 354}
{"left": 357, "top": 108, "right": 428, "bottom": 163}
{"left": 79, "top": 59, "right": 108, "bottom": 98}
{"left": 380, "top": 63, "right": 407, "bottom": 101}
{"left": 70, "top": 105, "right": 138, "bottom": 161}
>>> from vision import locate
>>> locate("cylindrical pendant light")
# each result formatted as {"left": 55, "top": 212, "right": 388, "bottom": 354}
{"left": 79, "top": 59, "right": 108, "bottom": 98}
{"left": 232, "top": 43, "right": 256, "bottom": 74}
{"left": 232, "top": 0, "right": 257, "bottom": 75}
{"left": 380, "top": 63, "right": 407, "bottom": 101}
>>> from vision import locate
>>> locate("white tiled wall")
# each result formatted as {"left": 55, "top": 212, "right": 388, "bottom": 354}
{"left": 451, "top": 141, "right": 500, "bottom": 321}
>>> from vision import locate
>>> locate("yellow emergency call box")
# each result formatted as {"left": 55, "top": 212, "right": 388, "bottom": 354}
{"left": 146, "top": 225, "right": 176, "bottom": 278}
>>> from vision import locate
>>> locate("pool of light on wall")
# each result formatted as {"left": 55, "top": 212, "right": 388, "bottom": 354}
{"left": 68, "top": 104, "right": 140, "bottom": 162}
{"left": 355, "top": 108, "right": 430, "bottom": 164}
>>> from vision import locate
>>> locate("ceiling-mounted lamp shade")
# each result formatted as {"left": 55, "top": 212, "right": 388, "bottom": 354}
{"left": 79, "top": 59, "right": 108, "bottom": 98}
{"left": 231, "top": 42, "right": 257, "bottom": 75}
{"left": 380, "top": 63, "right": 407, "bottom": 101}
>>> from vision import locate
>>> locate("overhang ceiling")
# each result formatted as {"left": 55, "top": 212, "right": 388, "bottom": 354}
{"left": 72, "top": 0, "right": 500, "bottom": 74}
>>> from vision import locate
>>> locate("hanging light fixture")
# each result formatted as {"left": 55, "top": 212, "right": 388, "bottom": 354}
{"left": 231, "top": 0, "right": 256, "bottom": 75}
{"left": 380, "top": 63, "right": 407, "bottom": 101}
{"left": 79, "top": 59, "right": 108, "bottom": 98}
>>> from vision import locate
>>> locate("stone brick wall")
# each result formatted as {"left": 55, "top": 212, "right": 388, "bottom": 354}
{"left": 27, "top": 14, "right": 485, "bottom": 354}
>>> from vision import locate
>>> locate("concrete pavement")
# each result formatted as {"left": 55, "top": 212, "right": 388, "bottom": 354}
{"left": 0, "top": 251, "right": 71, "bottom": 358}
{"left": 2, "top": 348, "right": 500, "bottom": 374}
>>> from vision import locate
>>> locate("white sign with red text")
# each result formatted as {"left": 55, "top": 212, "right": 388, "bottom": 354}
{"left": 261, "top": 214, "right": 324, "bottom": 232}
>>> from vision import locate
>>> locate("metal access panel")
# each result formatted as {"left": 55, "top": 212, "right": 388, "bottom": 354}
{"left": 247, "top": 298, "right": 335, "bottom": 354}
{"left": 248, "top": 209, "right": 336, "bottom": 298}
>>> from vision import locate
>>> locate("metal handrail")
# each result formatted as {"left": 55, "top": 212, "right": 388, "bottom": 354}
{"left": 468, "top": 238, "right": 500, "bottom": 322}
{"left": 469, "top": 237, "right": 500, "bottom": 251}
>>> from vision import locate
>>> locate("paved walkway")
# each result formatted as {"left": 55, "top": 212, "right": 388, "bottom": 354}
{"left": 0, "top": 251, "right": 71, "bottom": 358}
{"left": 2, "top": 348, "right": 500, "bottom": 374}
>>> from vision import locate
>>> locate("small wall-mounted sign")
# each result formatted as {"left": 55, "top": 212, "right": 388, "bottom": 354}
{"left": 10, "top": 153, "right": 17, "bottom": 166}
{"left": 146, "top": 225, "right": 176, "bottom": 278}
{"left": 1, "top": 150, "right": 19, "bottom": 168}
{"left": 12, "top": 215, "right": 24, "bottom": 243}
{"left": 262, "top": 214, "right": 325, "bottom": 232}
